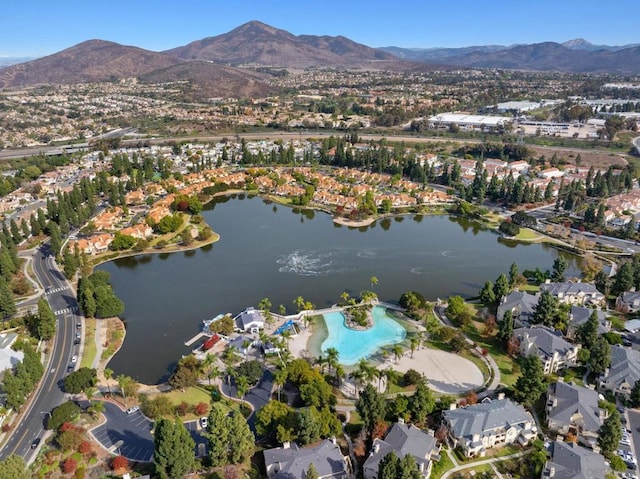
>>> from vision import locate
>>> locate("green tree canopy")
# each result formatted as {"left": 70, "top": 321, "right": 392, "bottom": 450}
{"left": 153, "top": 418, "right": 196, "bottom": 479}
{"left": 356, "top": 384, "right": 386, "bottom": 436}
{"left": 598, "top": 410, "right": 622, "bottom": 457}
{"left": 513, "top": 355, "right": 547, "bottom": 406}
{"left": 47, "top": 401, "right": 81, "bottom": 430}
{"left": 63, "top": 367, "right": 97, "bottom": 394}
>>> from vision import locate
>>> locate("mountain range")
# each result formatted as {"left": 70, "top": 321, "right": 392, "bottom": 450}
{"left": 1, "top": 22, "right": 639, "bottom": 97}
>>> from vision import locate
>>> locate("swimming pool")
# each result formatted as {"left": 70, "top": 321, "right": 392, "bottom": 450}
{"left": 321, "top": 306, "right": 407, "bottom": 365}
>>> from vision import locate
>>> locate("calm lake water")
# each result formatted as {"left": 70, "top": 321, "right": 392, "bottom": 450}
{"left": 99, "top": 194, "right": 579, "bottom": 384}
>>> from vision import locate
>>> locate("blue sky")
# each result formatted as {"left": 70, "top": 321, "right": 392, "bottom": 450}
{"left": 2, "top": 0, "right": 638, "bottom": 57}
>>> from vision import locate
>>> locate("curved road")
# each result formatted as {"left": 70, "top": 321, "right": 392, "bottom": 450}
{"left": 0, "top": 244, "right": 83, "bottom": 462}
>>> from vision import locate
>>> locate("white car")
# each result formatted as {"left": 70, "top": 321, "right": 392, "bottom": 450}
{"left": 71, "top": 355, "right": 77, "bottom": 363}
{"left": 199, "top": 417, "right": 208, "bottom": 429}
{"left": 126, "top": 406, "right": 139, "bottom": 415}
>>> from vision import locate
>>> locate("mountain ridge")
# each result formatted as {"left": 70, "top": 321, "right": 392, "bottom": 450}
{"left": 2, "top": 22, "right": 640, "bottom": 91}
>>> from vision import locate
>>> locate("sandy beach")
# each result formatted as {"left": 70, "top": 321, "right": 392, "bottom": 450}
{"left": 386, "top": 348, "right": 484, "bottom": 394}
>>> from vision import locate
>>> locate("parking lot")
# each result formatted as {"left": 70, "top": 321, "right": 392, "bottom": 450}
{"left": 90, "top": 402, "right": 154, "bottom": 462}
{"left": 619, "top": 409, "right": 639, "bottom": 478}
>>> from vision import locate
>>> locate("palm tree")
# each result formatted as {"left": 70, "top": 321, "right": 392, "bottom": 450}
{"left": 236, "top": 375, "right": 249, "bottom": 400}
{"left": 223, "top": 364, "right": 235, "bottom": 391}
{"left": 281, "top": 329, "right": 292, "bottom": 350}
{"left": 104, "top": 367, "right": 113, "bottom": 397}
{"left": 410, "top": 336, "right": 419, "bottom": 358}
{"left": 278, "top": 304, "right": 287, "bottom": 316}
{"left": 274, "top": 368, "right": 287, "bottom": 402}
{"left": 375, "top": 368, "right": 385, "bottom": 393}
{"left": 392, "top": 344, "right": 404, "bottom": 364}
{"left": 294, "top": 296, "right": 305, "bottom": 312}
{"left": 350, "top": 370, "right": 364, "bottom": 393}
{"left": 335, "top": 364, "right": 345, "bottom": 387}
{"left": 340, "top": 291, "right": 350, "bottom": 305}
{"left": 384, "top": 367, "right": 398, "bottom": 393}
{"left": 357, "top": 359, "right": 375, "bottom": 385}
{"left": 326, "top": 347, "right": 339, "bottom": 377}
{"left": 85, "top": 386, "right": 96, "bottom": 400}
{"left": 279, "top": 348, "right": 293, "bottom": 367}
{"left": 370, "top": 276, "right": 378, "bottom": 290}
{"left": 202, "top": 355, "right": 220, "bottom": 386}
{"left": 88, "top": 400, "right": 105, "bottom": 418}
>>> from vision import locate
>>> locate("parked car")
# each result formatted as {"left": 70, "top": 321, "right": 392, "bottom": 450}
{"left": 126, "top": 406, "right": 139, "bottom": 415}
{"left": 199, "top": 417, "right": 208, "bottom": 429}
{"left": 71, "top": 355, "right": 77, "bottom": 363}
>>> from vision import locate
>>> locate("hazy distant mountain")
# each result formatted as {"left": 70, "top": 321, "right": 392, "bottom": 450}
{"left": 0, "top": 57, "right": 36, "bottom": 67}
{"left": 562, "top": 38, "right": 639, "bottom": 51}
{"left": 166, "top": 20, "right": 400, "bottom": 69}
{"left": 380, "top": 45, "right": 507, "bottom": 61}
{"left": 384, "top": 41, "right": 640, "bottom": 73}
{"left": 0, "top": 40, "right": 182, "bottom": 88}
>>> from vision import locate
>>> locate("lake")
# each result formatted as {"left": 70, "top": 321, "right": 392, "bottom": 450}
{"left": 99, "top": 194, "right": 579, "bottom": 384}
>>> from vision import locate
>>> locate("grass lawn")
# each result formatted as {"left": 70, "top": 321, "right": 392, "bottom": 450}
{"left": 464, "top": 327, "right": 520, "bottom": 387}
{"left": 431, "top": 450, "right": 455, "bottom": 479}
{"left": 156, "top": 385, "right": 212, "bottom": 407}
{"left": 514, "top": 228, "right": 542, "bottom": 241}
{"left": 80, "top": 317, "right": 96, "bottom": 369}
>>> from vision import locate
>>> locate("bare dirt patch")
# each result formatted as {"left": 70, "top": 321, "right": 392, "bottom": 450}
{"left": 528, "top": 145, "right": 628, "bottom": 169}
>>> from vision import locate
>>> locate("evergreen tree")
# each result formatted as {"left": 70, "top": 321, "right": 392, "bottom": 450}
{"left": 35, "top": 298, "right": 56, "bottom": 340}
{"left": 408, "top": 380, "right": 435, "bottom": 424}
{"left": 630, "top": 380, "right": 640, "bottom": 408}
{"left": 532, "top": 290, "right": 558, "bottom": 327}
{"left": 356, "top": 384, "right": 386, "bottom": 436}
{"left": 9, "top": 219, "right": 21, "bottom": 244}
{"left": 498, "top": 310, "right": 514, "bottom": 345}
{"left": 551, "top": 255, "right": 568, "bottom": 282}
{"left": 0, "top": 278, "right": 16, "bottom": 319}
{"left": 378, "top": 452, "right": 401, "bottom": 479}
{"left": 598, "top": 411, "right": 622, "bottom": 457}
{"left": 227, "top": 411, "right": 255, "bottom": 464}
{"left": 513, "top": 355, "right": 547, "bottom": 406}
{"left": 509, "top": 263, "right": 519, "bottom": 288}
{"left": 295, "top": 407, "right": 321, "bottom": 446}
{"left": 588, "top": 337, "right": 611, "bottom": 375}
{"left": 578, "top": 310, "right": 600, "bottom": 349}
{"left": 493, "top": 273, "right": 510, "bottom": 302}
{"left": 0, "top": 455, "right": 26, "bottom": 479}
{"left": 153, "top": 418, "right": 196, "bottom": 479}
{"left": 305, "top": 463, "right": 319, "bottom": 479}
{"left": 479, "top": 281, "right": 496, "bottom": 305}
{"left": 206, "top": 404, "right": 229, "bottom": 467}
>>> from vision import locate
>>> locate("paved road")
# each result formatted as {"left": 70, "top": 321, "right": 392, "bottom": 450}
{"left": 0, "top": 244, "right": 83, "bottom": 462}
{"left": 220, "top": 369, "right": 273, "bottom": 434}
{"left": 90, "top": 402, "right": 154, "bottom": 462}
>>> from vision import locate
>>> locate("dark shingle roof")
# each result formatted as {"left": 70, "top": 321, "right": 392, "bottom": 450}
{"left": 363, "top": 422, "right": 438, "bottom": 472}
{"left": 263, "top": 440, "right": 347, "bottom": 479}
{"left": 547, "top": 381, "right": 602, "bottom": 432}
{"left": 544, "top": 441, "right": 609, "bottom": 479}
{"left": 444, "top": 398, "right": 534, "bottom": 439}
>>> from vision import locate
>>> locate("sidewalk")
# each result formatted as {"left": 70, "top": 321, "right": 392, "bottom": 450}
{"left": 441, "top": 451, "right": 526, "bottom": 479}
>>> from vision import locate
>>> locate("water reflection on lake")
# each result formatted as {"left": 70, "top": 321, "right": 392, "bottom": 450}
{"left": 99, "top": 195, "right": 579, "bottom": 384}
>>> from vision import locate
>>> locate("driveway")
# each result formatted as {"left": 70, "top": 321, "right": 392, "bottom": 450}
{"left": 220, "top": 369, "right": 274, "bottom": 434}
{"left": 90, "top": 402, "right": 154, "bottom": 462}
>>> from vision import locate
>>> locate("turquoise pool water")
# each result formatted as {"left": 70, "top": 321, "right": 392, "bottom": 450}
{"left": 321, "top": 306, "right": 407, "bottom": 365}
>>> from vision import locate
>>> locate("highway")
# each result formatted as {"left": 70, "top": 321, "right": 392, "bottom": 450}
{"left": 0, "top": 244, "right": 83, "bottom": 462}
